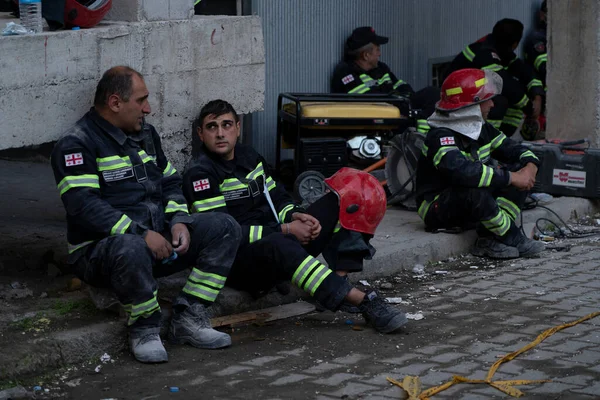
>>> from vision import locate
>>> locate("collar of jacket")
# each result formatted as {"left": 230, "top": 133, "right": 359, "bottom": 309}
{"left": 87, "top": 108, "right": 129, "bottom": 146}
{"left": 199, "top": 143, "right": 256, "bottom": 173}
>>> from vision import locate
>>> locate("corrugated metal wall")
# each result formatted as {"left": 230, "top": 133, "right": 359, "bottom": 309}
{"left": 249, "top": 0, "right": 542, "bottom": 163}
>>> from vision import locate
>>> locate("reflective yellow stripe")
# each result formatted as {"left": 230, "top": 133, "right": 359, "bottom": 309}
{"left": 96, "top": 155, "right": 132, "bottom": 171}
{"left": 165, "top": 200, "right": 189, "bottom": 214}
{"left": 478, "top": 143, "right": 492, "bottom": 160}
{"left": 187, "top": 268, "right": 226, "bottom": 289}
{"left": 162, "top": 162, "right": 177, "bottom": 177}
{"left": 462, "top": 45, "right": 475, "bottom": 62}
{"left": 138, "top": 150, "right": 156, "bottom": 164}
{"left": 417, "top": 194, "right": 440, "bottom": 220}
{"left": 446, "top": 87, "right": 463, "bottom": 96}
{"left": 515, "top": 94, "right": 529, "bottom": 108}
{"left": 520, "top": 150, "right": 538, "bottom": 161}
{"left": 193, "top": 196, "right": 226, "bottom": 212}
{"left": 278, "top": 204, "right": 295, "bottom": 222}
{"left": 110, "top": 214, "right": 132, "bottom": 235}
{"left": 123, "top": 290, "right": 160, "bottom": 325}
{"left": 421, "top": 143, "right": 429, "bottom": 157}
{"left": 219, "top": 178, "right": 246, "bottom": 192}
{"left": 497, "top": 197, "right": 520, "bottom": 221}
{"left": 433, "top": 146, "right": 459, "bottom": 167}
{"left": 249, "top": 225, "right": 263, "bottom": 243}
{"left": 527, "top": 79, "right": 543, "bottom": 90}
{"left": 475, "top": 78, "right": 487, "bottom": 88}
{"left": 266, "top": 176, "right": 276, "bottom": 191}
{"left": 182, "top": 281, "right": 219, "bottom": 302}
{"left": 333, "top": 220, "right": 342, "bottom": 233}
{"left": 488, "top": 119, "right": 502, "bottom": 129}
{"left": 490, "top": 133, "right": 507, "bottom": 150}
{"left": 478, "top": 165, "right": 494, "bottom": 187}
{"left": 305, "top": 265, "right": 332, "bottom": 295}
{"left": 349, "top": 84, "right": 370, "bottom": 94}
{"left": 57, "top": 174, "right": 100, "bottom": 196}
{"left": 359, "top": 74, "right": 375, "bottom": 83}
{"left": 482, "top": 210, "right": 510, "bottom": 236}
{"left": 67, "top": 240, "right": 94, "bottom": 254}
{"left": 482, "top": 64, "right": 503, "bottom": 72}
{"left": 534, "top": 54, "right": 547, "bottom": 70}
{"left": 246, "top": 162, "right": 265, "bottom": 180}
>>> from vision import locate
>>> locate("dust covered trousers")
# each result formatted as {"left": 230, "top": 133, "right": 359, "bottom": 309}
{"left": 50, "top": 109, "right": 241, "bottom": 332}
{"left": 183, "top": 144, "right": 375, "bottom": 311}
{"left": 415, "top": 123, "right": 539, "bottom": 238}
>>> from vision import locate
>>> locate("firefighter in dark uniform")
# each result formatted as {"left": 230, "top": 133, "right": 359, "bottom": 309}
{"left": 524, "top": 0, "right": 548, "bottom": 89}
{"left": 445, "top": 19, "right": 545, "bottom": 138}
{"left": 182, "top": 99, "right": 408, "bottom": 334}
{"left": 416, "top": 69, "right": 545, "bottom": 259}
{"left": 50, "top": 67, "right": 242, "bottom": 364}
{"left": 330, "top": 26, "right": 438, "bottom": 134}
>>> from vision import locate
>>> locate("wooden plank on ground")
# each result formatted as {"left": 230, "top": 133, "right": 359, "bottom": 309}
{"left": 211, "top": 301, "right": 316, "bottom": 328}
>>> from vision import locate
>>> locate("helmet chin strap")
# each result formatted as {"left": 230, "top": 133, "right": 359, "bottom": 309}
{"left": 427, "top": 106, "right": 485, "bottom": 141}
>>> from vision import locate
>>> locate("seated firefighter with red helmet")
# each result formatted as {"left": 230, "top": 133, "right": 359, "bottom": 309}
{"left": 182, "top": 99, "right": 407, "bottom": 334}
{"left": 415, "top": 69, "right": 545, "bottom": 259}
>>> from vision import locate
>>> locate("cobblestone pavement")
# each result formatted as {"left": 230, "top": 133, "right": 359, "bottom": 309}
{"left": 43, "top": 238, "right": 600, "bottom": 399}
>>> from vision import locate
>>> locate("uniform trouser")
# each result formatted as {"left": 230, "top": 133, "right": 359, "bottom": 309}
{"left": 226, "top": 193, "right": 373, "bottom": 312}
{"left": 423, "top": 185, "right": 527, "bottom": 244}
{"left": 72, "top": 213, "right": 241, "bottom": 334}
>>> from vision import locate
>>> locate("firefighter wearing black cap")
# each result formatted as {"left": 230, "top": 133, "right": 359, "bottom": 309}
{"left": 416, "top": 69, "right": 545, "bottom": 259}
{"left": 524, "top": 0, "right": 548, "bottom": 89}
{"left": 445, "top": 19, "right": 545, "bottom": 138}
{"left": 331, "top": 26, "right": 438, "bottom": 134}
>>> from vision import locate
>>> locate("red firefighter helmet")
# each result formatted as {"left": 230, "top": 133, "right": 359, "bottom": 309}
{"left": 437, "top": 68, "right": 503, "bottom": 111}
{"left": 324, "top": 167, "right": 387, "bottom": 235}
{"left": 65, "top": 0, "right": 112, "bottom": 29}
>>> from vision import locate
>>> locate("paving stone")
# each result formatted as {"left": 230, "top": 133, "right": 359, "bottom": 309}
{"left": 571, "top": 382, "right": 600, "bottom": 396}
{"left": 312, "top": 373, "right": 362, "bottom": 386}
{"left": 378, "top": 353, "right": 420, "bottom": 365}
{"left": 277, "top": 347, "right": 306, "bottom": 356}
{"left": 390, "top": 363, "right": 439, "bottom": 376}
{"left": 553, "top": 374, "right": 597, "bottom": 386}
{"left": 428, "top": 352, "right": 469, "bottom": 364}
{"left": 269, "top": 373, "right": 311, "bottom": 386}
{"left": 463, "top": 341, "right": 499, "bottom": 355}
{"left": 560, "top": 349, "right": 600, "bottom": 364}
{"left": 259, "top": 369, "right": 283, "bottom": 377}
{"left": 417, "top": 370, "right": 454, "bottom": 387}
{"left": 331, "top": 353, "right": 369, "bottom": 365}
{"left": 303, "top": 362, "right": 345, "bottom": 375}
{"left": 240, "top": 356, "right": 283, "bottom": 367}
{"left": 447, "top": 335, "right": 475, "bottom": 345}
{"left": 368, "top": 386, "right": 406, "bottom": 399}
{"left": 485, "top": 332, "right": 528, "bottom": 345}
{"left": 527, "top": 381, "right": 582, "bottom": 394}
{"left": 517, "top": 348, "right": 565, "bottom": 361}
{"left": 412, "top": 344, "right": 458, "bottom": 355}
{"left": 213, "top": 365, "right": 254, "bottom": 376}
{"left": 445, "top": 310, "right": 480, "bottom": 318}
{"left": 323, "top": 382, "right": 378, "bottom": 398}
{"left": 545, "top": 339, "right": 595, "bottom": 354}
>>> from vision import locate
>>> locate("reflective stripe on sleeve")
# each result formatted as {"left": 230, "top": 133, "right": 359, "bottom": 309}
{"left": 249, "top": 225, "right": 263, "bottom": 243}
{"left": 165, "top": 200, "right": 189, "bottom": 214}
{"left": 193, "top": 196, "right": 226, "bottom": 212}
{"left": 162, "top": 162, "right": 177, "bottom": 177}
{"left": 110, "top": 214, "right": 132, "bottom": 235}
{"left": 57, "top": 174, "right": 100, "bottom": 196}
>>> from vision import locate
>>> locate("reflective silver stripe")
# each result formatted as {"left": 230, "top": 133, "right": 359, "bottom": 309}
{"left": 165, "top": 200, "right": 188, "bottom": 214}
{"left": 182, "top": 281, "right": 219, "bottom": 302}
{"left": 162, "top": 162, "right": 177, "bottom": 177}
{"left": 96, "top": 156, "right": 132, "bottom": 171}
{"left": 292, "top": 256, "right": 320, "bottom": 287}
{"left": 482, "top": 210, "right": 510, "bottom": 236}
{"left": 520, "top": 150, "right": 538, "bottom": 161}
{"left": 67, "top": 240, "right": 94, "bottom": 254}
{"left": 433, "top": 146, "right": 459, "bottom": 167}
{"left": 249, "top": 225, "right": 263, "bottom": 243}
{"left": 497, "top": 197, "right": 520, "bottom": 221}
{"left": 110, "top": 214, "right": 132, "bottom": 235}
{"left": 515, "top": 94, "right": 529, "bottom": 108}
{"left": 193, "top": 196, "right": 226, "bottom": 212}
{"left": 220, "top": 178, "right": 246, "bottom": 192}
{"left": 278, "top": 204, "right": 295, "bottom": 222}
{"left": 478, "top": 165, "right": 494, "bottom": 187}
{"left": 266, "top": 176, "right": 276, "bottom": 191}
{"left": 57, "top": 174, "right": 100, "bottom": 196}
{"left": 305, "top": 265, "right": 332, "bottom": 295}
{"left": 462, "top": 45, "right": 475, "bottom": 61}
{"left": 349, "top": 84, "right": 370, "bottom": 94}
{"left": 246, "top": 162, "right": 266, "bottom": 180}
{"left": 138, "top": 150, "right": 156, "bottom": 163}
{"left": 188, "top": 268, "right": 226, "bottom": 289}
{"left": 393, "top": 79, "right": 407, "bottom": 89}
{"left": 482, "top": 64, "right": 503, "bottom": 72}
{"left": 490, "top": 133, "right": 507, "bottom": 150}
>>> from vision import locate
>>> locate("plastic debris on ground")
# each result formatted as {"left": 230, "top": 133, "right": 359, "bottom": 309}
{"left": 358, "top": 280, "right": 370, "bottom": 286}
{"left": 434, "top": 270, "right": 448, "bottom": 275}
{"left": 412, "top": 264, "right": 425, "bottom": 275}
{"left": 406, "top": 312, "right": 424, "bottom": 320}
{"left": 169, "top": 387, "right": 180, "bottom": 392}
{"left": 100, "top": 353, "right": 112, "bottom": 363}
{"left": 385, "top": 297, "right": 410, "bottom": 305}
{"left": 2, "top": 22, "right": 29, "bottom": 35}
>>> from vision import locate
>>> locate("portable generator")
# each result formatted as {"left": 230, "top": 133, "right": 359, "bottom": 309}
{"left": 521, "top": 139, "right": 600, "bottom": 199}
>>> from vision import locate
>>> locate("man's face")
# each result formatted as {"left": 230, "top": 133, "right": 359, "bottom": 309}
{"left": 480, "top": 99, "right": 495, "bottom": 120}
{"left": 198, "top": 112, "right": 240, "bottom": 160}
{"left": 114, "top": 74, "right": 151, "bottom": 133}
{"left": 364, "top": 44, "right": 381, "bottom": 70}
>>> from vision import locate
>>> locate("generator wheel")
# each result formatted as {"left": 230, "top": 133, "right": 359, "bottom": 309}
{"left": 294, "top": 170, "right": 327, "bottom": 205}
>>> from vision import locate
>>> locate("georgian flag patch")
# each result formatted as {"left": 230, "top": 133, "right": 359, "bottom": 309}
{"left": 193, "top": 179, "right": 210, "bottom": 192}
{"left": 342, "top": 74, "right": 355, "bottom": 85}
{"left": 64, "top": 152, "right": 84, "bottom": 167}
{"left": 440, "top": 137, "right": 455, "bottom": 146}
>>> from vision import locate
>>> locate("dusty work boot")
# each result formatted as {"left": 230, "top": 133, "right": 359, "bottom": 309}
{"left": 514, "top": 234, "right": 546, "bottom": 257}
{"left": 471, "top": 237, "right": 519, "bottom": 259}
{"left": 359, "top": 291, "right": 408, "bottom": 333}
{"left": 129, "top": 332, "right": 168, "bottom": 363}
{"left": 169, "top": 303, "right": 231, "bottom": 349}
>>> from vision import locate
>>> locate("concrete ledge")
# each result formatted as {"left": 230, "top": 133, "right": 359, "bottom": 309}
{"left": 105, "top": 0, "right": 195, "bottom": 22}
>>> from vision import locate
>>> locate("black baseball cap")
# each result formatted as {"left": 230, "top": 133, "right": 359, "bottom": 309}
{"left": 345, "top": 26, "right": 389, "bottom": 51}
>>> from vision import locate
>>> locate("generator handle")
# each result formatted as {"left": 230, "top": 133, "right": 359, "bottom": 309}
{"left": 556, "top": 138, "right": 588, "bottom": 147}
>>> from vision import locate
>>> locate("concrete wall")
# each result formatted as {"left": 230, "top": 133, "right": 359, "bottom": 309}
{"left": 0, "top": 8, "right": 265, "bottom": 169}
{"left": 546, "top": 0, "right": 600, "bottom": 145}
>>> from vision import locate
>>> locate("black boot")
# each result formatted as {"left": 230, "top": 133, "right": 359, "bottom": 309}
{"left": 499, "top": 224, "right": 545, "bottom": 258}
{"left": 359, "top": 291, "right": 407, "bottom": 333}
{"left": 471, "top": 237, "right": 519, "bottom": 259}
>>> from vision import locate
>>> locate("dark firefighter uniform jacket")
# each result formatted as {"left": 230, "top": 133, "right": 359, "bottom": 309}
{"left": 415, "top": 123, "right": 540, "bottom": 220}
{"left": 51, "top": 109, "right": 192, "bottom": 262}
{"left": 523, "top": 28, "right": 547, "bottom": 88}
{"left": 446, "top": 35, "right": 545, "bottom": 108}
{"left": 182, "top": 143, "right": 305, "bottom": 247}
{"left": 331, "top": 60, "right": 414, "bottom": 95}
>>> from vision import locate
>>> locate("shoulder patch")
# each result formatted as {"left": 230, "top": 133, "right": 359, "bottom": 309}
{"left": 342, "top": 74, "right": 354, "bottom": 85}
{"left": 440, "top": 136, "right": 455, "bottom": 146}
{"left": 193, "top": 179, "right": 210, "bottom": 192}
{"left": 534, "top": 41, "right": 546, "bottom": 53}
{"left": 64, "top": 152, "right": 84, "bottom": 167}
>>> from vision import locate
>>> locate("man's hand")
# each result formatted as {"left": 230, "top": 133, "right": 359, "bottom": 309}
{"left": 292, "top": 212, "right": 322, "bottom": 240}
{"left": 531, "top": 95, "right": 543, "bottom": 119}
{"left": 144, "top": 230, "right": 173, "bottom": 260}
{"left": 288, "top": 220, "right": 315, "bottom": 245}
{"left": 171, "top": 223, "right": 191, "bottom": 255}
{"left": 509, "top": 163, "right": 538, "bottom": 191}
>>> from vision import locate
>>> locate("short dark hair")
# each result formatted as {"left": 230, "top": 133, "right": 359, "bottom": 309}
{"left": 196, "top": 99, "right": 239, "bottom": 128}
{"left": 492, "top": 18, "right": 524, "bottom": 48}
{"left": 93, "top": 66, "right": 144, "bottom": 108}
